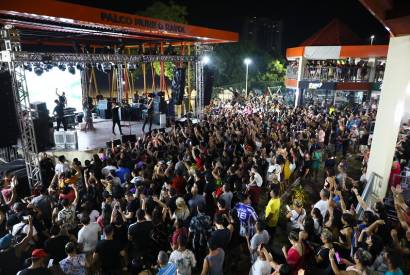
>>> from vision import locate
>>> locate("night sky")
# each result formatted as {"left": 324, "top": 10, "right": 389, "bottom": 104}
{"left": 63, "top": 0, "right": 389, "bottom": 49}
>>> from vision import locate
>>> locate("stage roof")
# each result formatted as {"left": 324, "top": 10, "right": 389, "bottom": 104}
{"left": 300, "top": 19, "right": 363, "bottom": 46}
{"left": 0, "top": 0, "right": 239, "bottom": 50}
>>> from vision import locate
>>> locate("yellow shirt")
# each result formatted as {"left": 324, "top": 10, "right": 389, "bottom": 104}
{"left": 265, "top": 198, "right": 281, "bottom": 227}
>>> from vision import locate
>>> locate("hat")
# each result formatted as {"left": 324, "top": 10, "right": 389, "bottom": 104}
{"left": 32, "top": 249, "right": 48, "bottom": 259}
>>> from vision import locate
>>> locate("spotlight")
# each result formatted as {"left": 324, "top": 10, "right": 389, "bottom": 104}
{"left": 102, "top": 63, "right": 112, "bottom": 73}
{"left": 201, "top": 55, "right": 210, "bottom": 65}
{"left": 34, "top": 65, "right": 43, "bottom": 76}
{"left": 23, "top": 63, "right": 32, "bottom": 72}
{"left": 68, "top": 65, "right": 76, "bottom": 75}
{"left": 58, "top": 64, "right": 66, "bottom": 71}
{"left": 127, "top": 63, "right": 137, "bottom": 71}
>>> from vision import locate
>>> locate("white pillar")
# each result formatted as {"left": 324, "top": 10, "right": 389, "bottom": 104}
{"left": 366, "top": 35, "right": 410, "bottom": 198}
{"left": 294, "top": 57, "right": 307, "bottom": 108}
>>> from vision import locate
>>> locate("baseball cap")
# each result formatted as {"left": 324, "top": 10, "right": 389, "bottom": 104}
{"left": 32, "top": 249, "right": 48, "bottom": 259}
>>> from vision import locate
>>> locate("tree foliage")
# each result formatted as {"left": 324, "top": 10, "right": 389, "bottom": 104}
{"left": 152, "top": 61, "right": 176, "bottom": 80}
{"left": 140, "top": 1, "right": 188, "bottom": 24}
{"left": 212, "top": 41, "right": 272, "bottom": 87}
{"left": 257, "top": 59, "right": 286, "bottom": 82}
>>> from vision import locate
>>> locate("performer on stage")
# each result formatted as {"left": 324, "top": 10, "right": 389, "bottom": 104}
{"left": 142, "top": 95, "right": 154, "bottom": 133}
{"left": 112, "top": 101, "right": 123, "bottom": 135}
{"left": 56, "top": 88, "right": 67, "bottom": 107}
{"left": 83, "top": 97, "right": 94, "bottom": 132}
{"left": 53, "top": 99, "right": 67, "bottom": 131}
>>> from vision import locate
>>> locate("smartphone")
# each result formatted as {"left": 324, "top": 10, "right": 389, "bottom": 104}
{"left": 335, "top": 252, "right": 341, "bottom": 264}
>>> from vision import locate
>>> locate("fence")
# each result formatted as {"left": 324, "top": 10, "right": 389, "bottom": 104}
{"left": 213, "top": 81, "right": 285, "bottom": 97}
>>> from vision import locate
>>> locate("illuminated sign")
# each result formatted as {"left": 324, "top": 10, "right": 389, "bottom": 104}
{"left": 100, "top": 12, "right": 186, "bottom": 34}
{"left": 308, "top": 82, "right": 323, "bottom": 89}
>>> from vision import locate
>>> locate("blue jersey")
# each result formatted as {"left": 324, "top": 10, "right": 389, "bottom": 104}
{"left": 235, "top": 202, "right": 258, "bottom": 225}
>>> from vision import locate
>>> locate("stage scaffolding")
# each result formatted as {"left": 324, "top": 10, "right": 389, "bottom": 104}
{"left": 0, "top": 25, "right": 211, "bottom": 188}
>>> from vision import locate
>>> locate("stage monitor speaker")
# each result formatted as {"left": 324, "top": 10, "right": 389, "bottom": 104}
{"left": 0, "top": 72, "right": 19, "bottom": 147}
{"left": 171, "top": 68, "right": 186, "bottom": 105}
{"left": 203, "top": 66, "right": 214, "bottom": 106}
{"left": 121, "top": 134, "right": 136, "bottom": 144}
{"left": 106, "top": 139, "right": 121, "bottom": 148}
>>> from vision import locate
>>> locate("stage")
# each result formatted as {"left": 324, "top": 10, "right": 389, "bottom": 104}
{"left": 54, "top": 118, "right": 168, "bottom": 152}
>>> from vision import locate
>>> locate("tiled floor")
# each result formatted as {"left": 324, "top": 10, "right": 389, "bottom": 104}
{"left": 55, "top": 119, "right": 166, "bottom": 151}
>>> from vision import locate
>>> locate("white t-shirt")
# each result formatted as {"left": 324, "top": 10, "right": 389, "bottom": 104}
{"left": 253, "top": 172, "right": 263, "bottom": 187}
{"left": 314, "top": 199, "right": 329, "bottom": 220}
{"left": 78, "top": 222, "right": 101, "bottom": 252}
{"left": 12, "top": 222, "right": 37, "bottom": 237}
{"left": 289, "top": 209, "right": 306, "bottom": 229}
{"left": 169, "top": 249, "right": 197, "bottom": 275}
{"left": 250, "top": 257, "right": 271, "bottom": 275}
{"left": 55, "top": 163, "right": 70, "bottom": 176}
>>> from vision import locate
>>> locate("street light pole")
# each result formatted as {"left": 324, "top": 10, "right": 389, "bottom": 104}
{"left": 245, "top": 63, "right": 249, "bottom": 98}
{"left": 244, "top": 58, "right": 251, "bottom": 98}
{"left": 370, "top": 35, "right": 375, "bottom": 45}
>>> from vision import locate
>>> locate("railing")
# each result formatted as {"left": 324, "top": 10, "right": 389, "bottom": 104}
{"left": 356, "top": 172, "right": 383, "bottom": 218}
{"left": 0, "top": 146, "right": 19, "bottom": 163}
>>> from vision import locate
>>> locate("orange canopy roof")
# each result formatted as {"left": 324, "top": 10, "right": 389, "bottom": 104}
{"left": 300, "top": 19, "right": 363, "bottom": 46}
{"left": 0, "top": 0, "right": 239, "bottom": 46}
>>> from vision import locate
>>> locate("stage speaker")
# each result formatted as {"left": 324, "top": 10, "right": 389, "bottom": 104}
{"left": 33, "top": 118, "right": 54, "bottom": 152}
{"left": 203, "top": 66, "right": 214, "bottom": 106}
{"left": 0, "top": 72, "right": 19, "bottom": 147}
{"left": 106, "top": 139, "right": 121, "bottom": 148}
{"left": 121, "top": 134, "right": 136, "bottom": 144}
{"left": 171, "top": 68, "right": 186, "bottom": 105}
{"left": 30, "top": 102, "right": 48, "bottom": 113}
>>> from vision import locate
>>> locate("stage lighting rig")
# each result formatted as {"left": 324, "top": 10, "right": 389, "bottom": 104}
{"left": 23, "top": 63, "right": 32, "bottom": 72}
{"left": 68, "top": 64, "right": 76, "bottom": 75}
{"left": 34, "top": 64, "right": 43, "bottom": 76}
{"left": 58, "top": 63, "right": 66, "bottom": 71}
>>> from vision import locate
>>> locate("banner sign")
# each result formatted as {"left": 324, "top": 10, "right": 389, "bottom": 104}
{"left": 299, "top": 81, "right": 336, "bottom": 90}
{"left": 101, "top": 12, "right": 186, "bottom": 34}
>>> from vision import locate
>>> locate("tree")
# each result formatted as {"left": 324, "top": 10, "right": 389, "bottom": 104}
{"left": 257, "top": 59, "right": 286, "bottom": 82}
{"left": 152, "top": 61, "right": 176, "bottom": 80}
{"left": 212, "top": 41, "right": 272, "bottom": 87}
{"left": 140, "top": 1, "right": 188, "bottom": 24}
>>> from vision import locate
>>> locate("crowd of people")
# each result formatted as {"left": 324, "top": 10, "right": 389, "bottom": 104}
{"left": 0, "top": 94, "right": 409, "bottom": 275}
{"left": 286, "top": 59, "right": 385, "bottom": 83}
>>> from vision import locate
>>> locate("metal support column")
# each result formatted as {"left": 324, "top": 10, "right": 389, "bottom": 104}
{"left": 116, "top": 64, "right": 124, "bottom": 104}
{"left": 0, "top": 25, "right": 42, "bottom": 188}
{"left": 194, "top": 44, "right": 212, "bottom": 118}
{"left": 195, "top": 58, "right": 204, "bottom": 117}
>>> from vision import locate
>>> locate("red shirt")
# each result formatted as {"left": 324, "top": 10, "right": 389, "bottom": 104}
{"left": 171, "top": 175, "right": 186, "bottom": 195}
{"left": 195, "top": 157, "right": 203, "bottom": 171}
{"left": 247, "top": 184, "right": 261, "bottom": 205}
{"left": 171, "top": 227, "right": 188, "bottom": 247}
{"left": 59, "top": 188, "right": 75, "bottom": 202}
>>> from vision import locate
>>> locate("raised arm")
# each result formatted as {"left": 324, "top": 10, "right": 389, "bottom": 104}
{"left": 352, "top": 188, "right": 368, "bottom": 210}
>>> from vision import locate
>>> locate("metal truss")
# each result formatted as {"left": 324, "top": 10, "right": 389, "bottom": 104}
{"left": 5, "top": 52, "right": 197, "bottom": 64}
{"left": 1, "top": 25, "right": 42, "bottom": 188}
{"left": 194, "top": 44, "right": 213, "bottom": 117}
{"left": 195, "top": 59, "right": 204, "bottom": 116}
{"left": 116, "top": 65, "right": 124, "bottom": 104}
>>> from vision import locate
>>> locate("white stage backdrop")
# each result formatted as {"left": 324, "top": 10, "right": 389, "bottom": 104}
{"left": 26, "top": 67, "right": 82, "bottom": 113}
